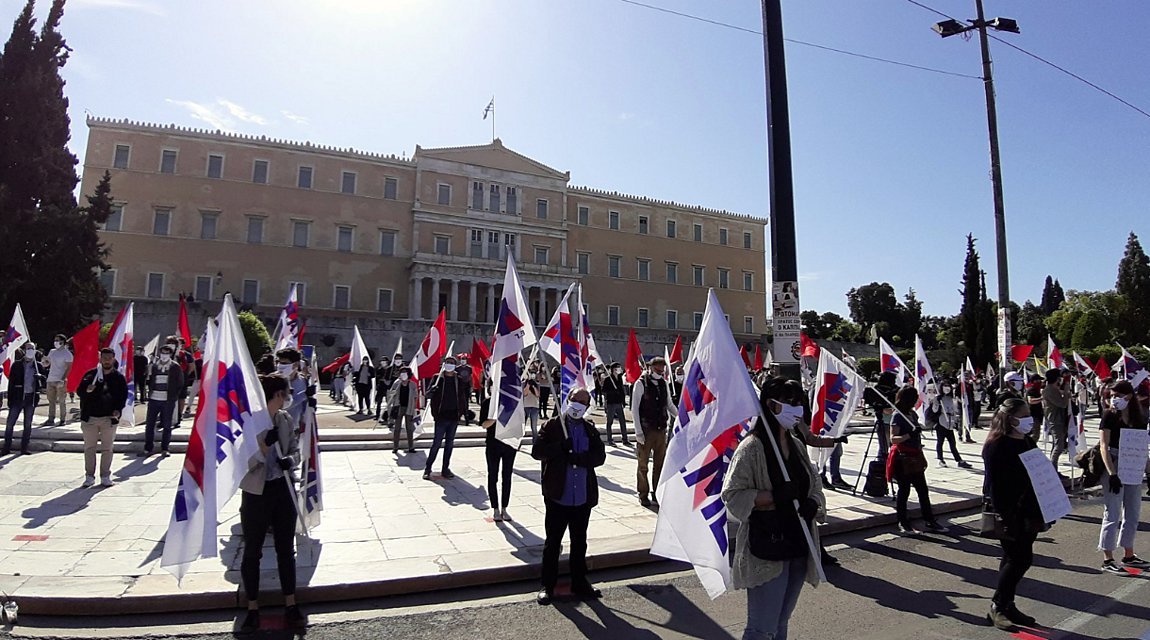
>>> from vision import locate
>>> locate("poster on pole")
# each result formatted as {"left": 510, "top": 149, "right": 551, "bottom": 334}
{"left": 1019, "top": 448, "right": 1072, "bottom": 524}
{"left": 997, "top": 307, "right": 1012, "bottom": 372}
{"left": 772, "top": 280, "right": 800, "bottom": 365}
{"left": 1118, "top": 429, "right": 1150, "bottom": 486}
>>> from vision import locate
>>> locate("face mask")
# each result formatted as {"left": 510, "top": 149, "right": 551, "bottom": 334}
{"left": 675, "top": 374, "right": 685, "bottom": 382}
{"left": 1112, "top": 397, "right": 1129, "bottom": 411}
{"left": 1010, "top": 381, "right": 1024, "bottom": 392}
{"left": 443, "top": 364, "right": 456, "bottom": 373}
{"left": 650, "top": 371, "right": 663, "bottom": 380}
{"left": 24, "top": 349, "right": 35, "bottom": 361}
{"left": 277, "top": 364, "right": 294, "bottom": 378}
{"left": 380, "top": 361, "right": 390, "bottom": 367}
{"left": 159, "top": 354, "right": 171, "bottom": 363}
{"left": 775, "top": 403, "right": 804, "bottom": 429}
{"left": 281, "top": 392, "right": 294, "bottom": 411}
{"left": 54, "top": 341, "right": 63, "bottom": 349}
{"left": 941, "top": 386, "right": 952, "bottom": 394}
{"left": 613, "top": 368, "right": 622, "bottom": 375}
{"left": 566, "top": 402, "right": 588, "bottom": 419}
{"left": 1014, "top": 416, "right": 1034, "bottom": 435}
{"left": 399, "top": 372, "right": 409, "bottom": 381}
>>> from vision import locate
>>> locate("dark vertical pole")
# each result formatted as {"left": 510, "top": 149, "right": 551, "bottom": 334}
{"left": 975, "top": 0, "right": 1011, "bottom": 370}
{"left": 763, "top": 0, "right": 801, "bottom": 381}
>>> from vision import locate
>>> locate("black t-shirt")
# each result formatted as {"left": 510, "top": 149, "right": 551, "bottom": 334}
{"left": 1099, "top": 410, "right": 1144, "bottom": 449}
{"left": 892, "top": 412, "right": 923, "bottom": 448}
{"left": 982, "top": 435, "right": 1040, "bottom": 519}
{"left": 1026, "top": 387, "right": 1044, "bottom": 420}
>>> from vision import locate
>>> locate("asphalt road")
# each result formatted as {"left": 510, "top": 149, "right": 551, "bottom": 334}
{"left": 10, "top": 494, "right": 1150, "bottom": 640}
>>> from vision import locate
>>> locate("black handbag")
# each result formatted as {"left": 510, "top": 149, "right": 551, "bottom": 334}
{"left": 979, "top": 498, "right": 1005, "bottom": 540}
{"left": 747, "top": 508, "right": 809, "bottom": 560}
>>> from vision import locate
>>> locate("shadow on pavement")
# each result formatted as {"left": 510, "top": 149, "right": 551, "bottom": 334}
{"left": 555, "top": 599, "right": 665, "bottom": 639}
{"left": 20, "top": 486, "right": 95, "bottom": 528}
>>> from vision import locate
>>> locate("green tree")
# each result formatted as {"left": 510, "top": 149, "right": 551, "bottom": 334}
{"left": 902, "top": 288, "right": 923, "bottom": 340}
{"left": 846, "top": 282, "right": 900, "bottom": 333}
{"left": 1045, "top": 290, "right": 1123, "bottom": 350}
{"left": 0, "top": 0, "right": 109, "bottom": 341}
{"left": 959, "top": 236, "right": 996, "bottom": 368}
{"left": 238, "top": 311, "right": 273, "bottom": 362}
{"left": 1116, "top": 232, "right": 1150, "bottom": 343}
{"left": 1072, "top": 310, "right": 1109, "bottom": 350}
{"left": 1015, "top": 301, "right": 1048, "bottom": 346}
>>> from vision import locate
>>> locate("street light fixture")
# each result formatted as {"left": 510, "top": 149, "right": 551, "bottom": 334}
{"left": 930, "top": 0, "right": 1019, "bottom": 372}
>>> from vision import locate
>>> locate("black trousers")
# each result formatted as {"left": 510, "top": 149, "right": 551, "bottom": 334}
{"left": 356, "top": 383, "right": 372, "bottom": 412}
{"left": 995, "top": 530, "right": 1037, "bottom": 606}
{"left": 895, "top": 472, "right": 935, "bottom": 524}
{"left": 935, "top": 428, "right": 964, "bottom": 463}
{"left": 538, "top": 388, "right": 551, "bottom": 418}
{"left": 541, "top": 500, "right": 592, "bottom": 590}
{"left": 486, "top": 439, "right": 516, "bottom": 510}
{"left": 240, "top": 481, "right": 297, "bottom": 601}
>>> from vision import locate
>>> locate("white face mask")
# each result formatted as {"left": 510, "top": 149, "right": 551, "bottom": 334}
{"left": 277, "top": 364, "right": 294, "bottom": 378}
{"left": 566, "top": 402, "right": 588, "bottom": 420}
{"left": 394, "top": 359, "right": 404, "bottom": 366}
{"left": 443, "top": 363, "right": 456, "bottom": 373}
{"left": 1010, "top": 380, "right": 1024, "bottom": 392}
{"left": 54, "top": 341, "right": 63, "bottom": 349}
{"left": 613, "top": 368, "right": 623, "bottom": 375}
{"left": 1112, "top": 396, "right": 1129, "bottom": 411}
{"left": 399, "top": 372, "right": 410, "bottom": 381}
{"left": 775, "top": 403, "right": 804, "bottom": 429}
{"left": 159, "top": 354, "right": 171, "bottom": 363}
{"left": 675, "top": 374, "right": 685, "bottom": 382}
{"left": 650, "top": 371, "right": 663, "bottom": 380}
{"left": 1014, "top": 416, "right": 1034, "bottom": 435}
{"left": 281, "top": 392, "right": 294, "bottom": 411}
{"left": 24, "top": 348, "right": 35, "bottom": 361}
{"left": 941, "top": 386, "right": 952, "bottom": 394}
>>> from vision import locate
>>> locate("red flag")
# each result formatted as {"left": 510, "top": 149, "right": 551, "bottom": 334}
{"left": 102, "top": 304, "right": 128, "bottom": 349}
{"left": 800, "top": 333, "right": 820, "bottom": 358}
{"left": 754, "top": 343, "right": 763, "bottom": 370}
{"left": 178, "top": 294, "right": 193, "bottom": 348}
{"left": 67, "top": 321, "right": 100, "bottom": 393}
{"left": 625, "top": 328, "right": 643, "bottom": 384}
{"left": 739, "top": 344, "right": 751, "bottom": 367}
{"left": 470, "top": 337, "right": 490, "bottom": 388}
{"left": 1010, "top": 345, "right": 1034, "bottom": 363}
{"left": 298, "top": 320, "right": 307, "bottom": 348}
{"left": 413, "top": 309, "right": 448, "bottom": 381}
{"left": 1094, "top": 356, "right": 1111, "bottom": 379}
{"left": 322, "top": 352, "right": 350, "bottom": 374}
{"left": 669, "top": 335, "right": 683, "bottom": 365}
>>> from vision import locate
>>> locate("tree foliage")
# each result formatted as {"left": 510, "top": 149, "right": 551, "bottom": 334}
{"left": 958, "top": 235, "right": 996, "bottom": 368}
{"left": 1045, "top": 290, "right": 1123, "bottom": 350}
{"left": 238, "top": 311, "right": 273, "bottom": 362}
{"left": 1116, "top": 232, "right": 1150, "bottom": 343}
{"left": 844, "top": 282, "right": 922, "bottom": 346}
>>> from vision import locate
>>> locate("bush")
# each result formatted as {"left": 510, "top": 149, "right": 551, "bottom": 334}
{"left": 857, "top": 357, "right": 880, "bottom": 380}
{"left": 238, "top": 311, "right": 273, "bottom": 362}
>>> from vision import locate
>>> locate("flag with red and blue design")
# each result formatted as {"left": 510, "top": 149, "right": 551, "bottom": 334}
{"left": 879, "top": 337, "right": 906, "bottom": 385}
{"left": 107, "top": 302, "right": 137, "bottom": 426}
{"left": 537, "top": 284, "right": 574, "bottom": 364}
{"left": 162, "top": 295, "right": 272, "bottom": 582}
{"left": 275, "top": 283, "right": 301, "bottom": 351}
{"left": 297, "top": 401, "right": 323, "bottom": 533}
{"left": 0, "top": 303, "right": 28, "bottom": 383}
{"left": 810, "top": 349, "right": 866, "bottom": 471}
{"left": 490, "top": 255, "right": 537, "bottom": 444}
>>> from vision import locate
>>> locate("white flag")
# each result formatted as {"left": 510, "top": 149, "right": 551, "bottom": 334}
{"left": 879, "top": 337, "right": 907, "bottom": 386}
{"left": 275, "top": 283, "right": 301, "bottom": 351}
{"left": 537, "top": 283, "right": 575, "bottom": 364}
{"left": 913, "top": 335, "right": 936, "bottom": 422}
{"left": 809, "top": 349, "right": 866, "bottom": 471}
{"left": 0, "top": 303, "right": 30, "bottom": 389}
{"left": 490, "top": 255, "right": 537, "bottom": 445}
{"left": 297, "top": 401, "right": 323, "bottom": 533}
{"left": 108, "top": 302, "right": 137, "bottom": 427}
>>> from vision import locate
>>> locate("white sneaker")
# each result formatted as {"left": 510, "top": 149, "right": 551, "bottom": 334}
{"left": 100, "top": 476, "right": 114, "bottom": 487}
{"left": 82, "top": 475, "right": 95, "bottom": 488}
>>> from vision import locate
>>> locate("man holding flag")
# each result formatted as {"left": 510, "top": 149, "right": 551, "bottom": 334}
{"left": 76, "top": 348, "right": 128, "bottom": 486}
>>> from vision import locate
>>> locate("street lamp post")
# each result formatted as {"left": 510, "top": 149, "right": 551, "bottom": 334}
{"left": 931, "top": 1, "right": 1019, "bottom": 371}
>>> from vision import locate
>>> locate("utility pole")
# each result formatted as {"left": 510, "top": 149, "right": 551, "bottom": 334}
{"left": 762, "top": 0, "right": 801, "bottom": 381}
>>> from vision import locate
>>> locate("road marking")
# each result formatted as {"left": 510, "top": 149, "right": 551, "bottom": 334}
{"left": 1049, "top": 578, "right": 1147, "bottom": 638}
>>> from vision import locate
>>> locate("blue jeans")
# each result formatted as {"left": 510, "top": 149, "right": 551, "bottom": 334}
{"left": 604, "top": 403, "right": 629, "bottom": 442}
{"left": 1099, "top": 461, "right": 1143, "bottom": 552}
{"left": 425, "top": 419, "right": 459, "bottom": 473}
{"left": 524, "top": 407, "right": 540, "bottom": 442}
{"left": 822, "top": 442, "right": 844, "bottom": 482}
{"left": 744, "top": 556, "right": 808, "bottom": 640}
{"left": 3, "top": 394, "right": 36, "bottom": 452}
{"left": 144, "top": 399, "right": 175, "bottom": 452}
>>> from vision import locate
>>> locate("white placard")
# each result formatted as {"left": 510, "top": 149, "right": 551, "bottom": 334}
{"left": 1118, "top": 428, "right": 1150, "bottom": 486}
{"left": 1019, "top": 448, "right": 1072, "bottom": 524}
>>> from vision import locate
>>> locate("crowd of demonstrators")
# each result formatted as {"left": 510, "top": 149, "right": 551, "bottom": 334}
{"left": 631, "top": 356, "right": 676, "bottom": 508}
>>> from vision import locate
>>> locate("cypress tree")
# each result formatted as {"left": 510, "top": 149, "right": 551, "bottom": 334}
{"left": 1116, "top": 232, "right": 1150, "bottom": 343}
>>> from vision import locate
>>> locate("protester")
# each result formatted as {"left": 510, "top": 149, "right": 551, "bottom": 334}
{"left": 353, "top": 356, "right": 374, "bottom": 415}
{"left": 983, "top": 398, "right": 1043, "bottom": 630}
{"left": 994, "top": 371, "right": 1025, "bottom": 410}
{"left": 864, "top": 371, "right": 898, "bottom": 462}
{"left": 140, "top": 344, "right": 184, "bottom": 457}
{"left": 332, "top": 360, "right": 350, "bottom": 404}
{"left": 133, "top": 345, "right": 149, "bottom": 407}
{"left": 550, "top": 366, "right": 562, "bottom": 415}
{"left": 387, "top": 367, "right": 418, "bottom": 453}
{"left": 722, "top": 376, "right": 824, "bottom": 640}
{"left": 531, "top": 387, "right": 606, "bottom": 605}
{"left": 1024, "top": 375, "right": 1045, "bottom": 444}
{"left": 888, "top": 387, "right": 946, "bottom": 533}
{"left": 1042, "top": 369, "right": 1071, "bottom": 472}
{"left": 176, "top": 337, "right": 196, "bottom": 423}
{"left": 601, "top": 362, "right": 630, "bottom": 446}
{"left": 373, "top": 354, "right": 395, "bottom": 424}
{"left": 423, "top": 355, "right": 470, "bottom": 480}
{"left": 44, "top": 334, "right": 73, "bottom": 426}
{"left": 522, "top": 375, "right": 541, "bottom": 443}
{"left": 484, "top": 414, "right": 517, "bottom": 522}
{"left": 238, "top": 374, "right": 305, "bottom": 633}
{"left": 1097, "top": 380, "right": 1149, "bottom": 574}
{"left": 76, "top": 348, "right": 128, "bottom": 487}
{"left": 631, "top": 356, "right": 676, "bottom": 507}
{"left": 275, "top": 348, "right": 310, "bottom": 425}
{"left": 928, "top": 379, "right": 971, "bottom": 469}
{"left": 534, "top": 362, "right": 551, "bottom": 419}
{"left": 2, "top": 342, "right": 46, "bottom": 455}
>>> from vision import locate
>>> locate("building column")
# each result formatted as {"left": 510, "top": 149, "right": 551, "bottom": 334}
{"left": 431, "top": 278, "right": 441, "bottom": 317}
{"left": 411, "top": 277, "right": 423, "bottom": 320}
{"left": 449, "top": 280, "right": 459, "bottom": 322}
{"left": 486, "top": 282, "right": 496, "bottom": 324}
{"left": 469, "top": 281, "right": 478, "bottom": 323}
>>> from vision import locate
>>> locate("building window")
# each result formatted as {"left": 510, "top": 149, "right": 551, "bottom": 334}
{"left": 577, "top": 252, "right": 590, "bottom": 275}
{"left": 98, "top": 269, "right": 116, "bottom": 295}
{"left": 246, "top": 216, "right": 264, "bottom": 244}
{"left": 384, "top": 176, "right": 398, "bottom": 200}
{"left": 719, "top": 268, "right": 730, "bottom": 289}
{"left": 469, "top": 229, "right": 483, "bottom": 258}
{"left": 506, "top": 187, "right": 517, "bottom": 214}
{"left": 377, "top": 288, "right": 393, "bottom": 313}
{"left": 380, "top": 230, "right": 396, "bottom": 256}
{"left": 195, "top": 275, "right": 213, "bottom": 302}
{"left": 472, "top": 181, "right": 484, "bottom": 209}
{"left": 577, "top": 206, "right": 589, "bottom": 225}
{"left": 207, "top": 154, "right": 224, "bottom": 179}
{"left": 341, "top": 171, "right": 357, "bottom": 195}
{"left": 297, "top": 166, "right": 313, "bottom": 189}
{"left": 437, "top": 183, "right": 452, "bottom": 206}
{"left": 693, "top": 265, "right": 704, "bottom": 287}
{"left": 333, "top": 285, "right": 351, "bottom": 309}
{"left": 490, "top": 184, "right": 501, "bottom": 212}
{"left": 160, "top": 149, "right": 177, "bottom": 174}
{"left": 485, "top": 231, "right": 500, "bottom": 259}
{"left": 104, "top": 205, "right": 123, "bottom": 232}
{"left": 744, "top": 271, "right": 754, "bottom": 292}
{"left": 637, "top": 259, "right": 650, "bottom": 281}
{"left": 337, "top": 225, "right": 354, "bottom": 252}
{"left": 113, "top": 144, "right": 130, "bottom": 170}
{"left": 719, "top": 228, "right": 728, "bottom": 245}
{"left": 666, "top": 262, "right": 678, "bottom": 284}
{"left": 292, "top": 221, "right": 310, "bottom": 248}
{"left": 637, "top": 308, "right": 649, "bottom": 328}
{"left": 666, "top": 219, "right": 676, "bottom": 238}
{"left": 152, "top": 208, "right": 171, "bottom": 236}
{"left": 534, "top": 246, "right": 549, "bottom": 265}
{"left": 666, "top": 310, "right": 678, "bottom": 330}
{"left": 252, "top": 159, "right": 269, "bottom": 184}
{"left": 609, "top": 210, "right": 620, "bottom": 230}
{"left": 744, "top": 316, "right": 754, "bottom": 334}
{"left": 693, "top": 223, "right": 703, "bottom": 242}
{"left": 242, "top": 279, "right": 260, "bottom": 305}
{"left": 694, "top": 312, "right": 704, "bottom": 330}
{"left": 536, "top": 198, "right": 548, "bottom": 219}
{"left": 146, "top": 272, "right": 164, "bottom": 298}
{"left": 744, "top": 231, "right": 753, "bottom": 249}
{"left": 638, "top": 215, "right": 648, "bottom": 235}
{"left": 289, "top": 281, "right": 307, "bottom": 305}
{"left": 607, "top": 305, "right": 620, "bottom": 326}
{"left": 200, "top": 211, "right": 219, "bottom": 240}
{"left": 503, "top": 233, "right": 516, "bottom": 259}
{"left": 434, "top": 234, "right": 451, "bottom": 255}
{"left": 608, "top": 256, "right": 621, "bottom": 278}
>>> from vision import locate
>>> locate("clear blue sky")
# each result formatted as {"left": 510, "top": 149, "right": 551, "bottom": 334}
{"left": 18, "top": 0, "right": 1150, "bottom": 318}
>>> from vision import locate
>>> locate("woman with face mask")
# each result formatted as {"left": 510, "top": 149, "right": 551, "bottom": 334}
{"left": 522, "top": 376, "right": 541, "bottom": 443}
{"left": 387, "top": 368, "right": 418, "bottom": 453}
{"left": 929, "top": 380, "right": 972, "bottom": 469}
{"left": 888, "top": 387, "right": 946, "bottom": 533}
{"left": 722, "top": 377, "right": 824, "bottom": 640}
{"left": 982, "top": 398, "right": 1044, "bottom": 630}
{"left": 1097, "top": 380, "right": 1149, "bottom": 575}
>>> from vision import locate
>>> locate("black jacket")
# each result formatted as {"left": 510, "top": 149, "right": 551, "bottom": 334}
{"left": 428, "top": 374, "right": 470, "bottom": 420}
{"left": 531, "top": 416, "right": 607, "bottom": 506}
{"left": 5, "top": 359, "right": 46, "bottom": 407}
{"left": 601, "top": 375, "right": 627, "bottom": 405}
{"left": 77, "top": 367, "right": 129, "bottom": 421}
